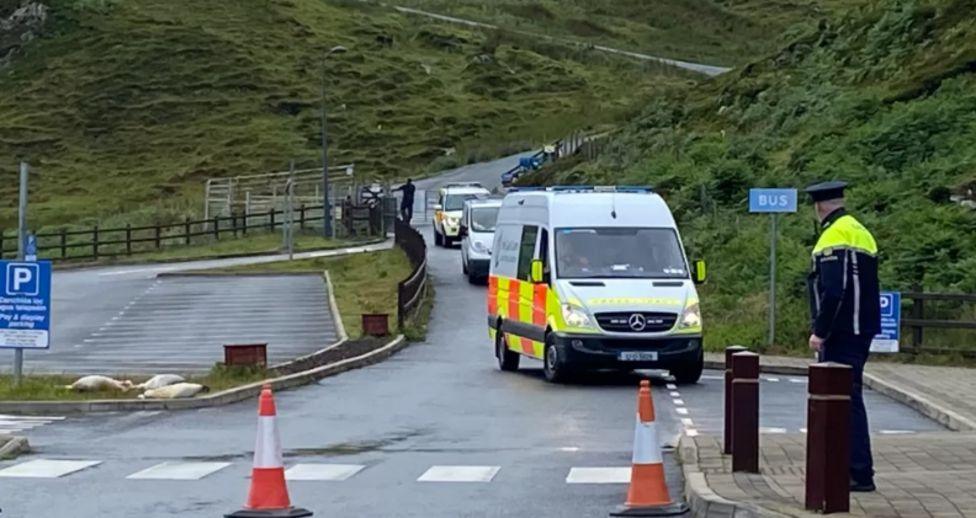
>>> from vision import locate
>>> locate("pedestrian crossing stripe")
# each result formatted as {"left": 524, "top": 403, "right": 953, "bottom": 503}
{"left": 565, "top": 467, "right": 630, "bottom": 484}
{"left": 285, "top": 463, "right": 365, "bottom": 481}
{"left": 417, "top": 465, "right": 500, "bottom": 483}
{"left": 126, "top": 461, "right": 231, "bottom": 480}
{"left": 0, "top": 414, "right": 65, "bottom": 433}
{"left": 0, "top": 459, "right": 101, "bottom": 478}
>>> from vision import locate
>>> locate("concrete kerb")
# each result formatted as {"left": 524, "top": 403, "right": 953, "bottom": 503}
{"left": 677, "top": 435, "right": 791, "bottom": 518}
{"left": 0, "top": 335, "right": 406, "bottom": 415}
{"left": 703, "top": 355, "right": 976, "bottom": 432}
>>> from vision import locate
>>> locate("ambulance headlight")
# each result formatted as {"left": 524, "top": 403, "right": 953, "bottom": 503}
{"left": 562, "top": 304, "right": 593, "bottom": 329}
{"left": 445, "top": 216, "right": 459, "bottom": 226}
{"left": 680, "top": 302, "right": 702, "bottom": 330}
{"left": 471, "top": 240, "right": 489, "bottom": 254}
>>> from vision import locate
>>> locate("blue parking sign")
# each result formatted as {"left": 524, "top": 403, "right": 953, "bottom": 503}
{"left": 871, "top": 292, "right": 900, "bottom": 353}
{"left": 0, "top": 261, "right": 52, "bottom": 349}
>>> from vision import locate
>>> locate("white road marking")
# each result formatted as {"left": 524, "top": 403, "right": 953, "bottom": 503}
{"left": 700, "top": 375, "right": 724, "bottom": 381}
{"left": 559, "top": 446, "right": 581, "bottom": 452}
{"left": 800, "top": 428, "right": 808, "bottom": 434}
{"left": 665, "top": 383, "right": 677, "bottom": 390}
{"left": 0, "top": 459, "right": 101, "bottom": 478}
{"left": 760, "top": 427, "right": 788, "bottom": 434}
{"left": 669, "top": 391, "right": 681, "bottom": 397}
{"left": 565, "top": 467, "right": 630, "bottom": 484}
{"left": 675, "top": 407, "right": 689, "bottom": 415}
{"left": 672, "top": 399, "right": 685, "bottom": 406}
{"left": 685, "top": 429, "right": 699, "bottom": 437}
{"left": 764, "top": 377, "right": 780, "bottom": 382}
{"left": 680, "top": 418, "right": 694, "bottom": 427}
{"left": 789, "top": 378, "right": 807, "bottom": 384}
{"left": 417, "top": 465, "right": 500, "bottom": 483}
{"left": 126, "top": 461, "right": 231, "bottom": 480}
{"left": 879, "top": 430, "right": 915, "bottom": 435}
{"left": 285, "top": 464, "right": 365, "bottom": 481}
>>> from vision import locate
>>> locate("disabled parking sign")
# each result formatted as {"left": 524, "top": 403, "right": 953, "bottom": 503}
{"left": 871, "top": 292, "right": 900, "bottom": 353}
{"left": 0, "top": 260, "right": 52, "bottom": 349}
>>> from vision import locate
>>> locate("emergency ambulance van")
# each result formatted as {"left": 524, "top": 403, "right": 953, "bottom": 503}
{"left": 487, "top": 186, "right": 707, "bottom": 383}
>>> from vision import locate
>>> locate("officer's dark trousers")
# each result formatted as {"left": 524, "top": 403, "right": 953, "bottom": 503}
{"left": 820, "top": 332, "right": 875, "bottom": 484}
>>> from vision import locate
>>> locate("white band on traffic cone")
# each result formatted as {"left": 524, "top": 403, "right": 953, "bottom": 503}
{"left": 253, "top": 415, "right": 284, "bottom": 468}
{"left": 631, "top": 414, "right": 663, "bottom": 465}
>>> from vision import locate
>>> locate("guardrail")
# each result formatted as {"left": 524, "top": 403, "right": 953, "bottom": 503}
{"left": 903, "top": 288, "right": 976, "bottom": 356}
{"left": 0, "top": 203, "right": 384, "bottom": 262}
{"left": 395, "top": 218, "right": 428, "bottom": 329}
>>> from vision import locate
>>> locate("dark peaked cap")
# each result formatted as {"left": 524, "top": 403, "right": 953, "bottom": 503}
{"left": 804, "top": 180, "right": 848, "bottom": 202}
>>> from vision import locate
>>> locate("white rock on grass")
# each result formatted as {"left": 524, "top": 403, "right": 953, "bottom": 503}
{"left": 135, "top": 374, "right": 185, "bottom": 391}
{"left": 138, "top": 383, "right": 209, "bottom": 400}
{"left": 64, "top": 375, "right": 133, "bottom": 392}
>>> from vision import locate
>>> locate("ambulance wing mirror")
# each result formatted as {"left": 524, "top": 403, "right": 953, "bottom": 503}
{"left": 433, "top": 203, "right": 442, "bottom": 211}
{"left": 692, "top": 260, "right": 707, "bottom": 285}
{"left": 531, "top": 259, "right": 544, "bottom": 284}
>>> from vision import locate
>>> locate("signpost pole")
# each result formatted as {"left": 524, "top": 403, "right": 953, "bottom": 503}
{"left": 768, "top": 213, "right": 777, "bottom": 351}
{"left": 14, "top": 162, "right": 29, "bottom": 384}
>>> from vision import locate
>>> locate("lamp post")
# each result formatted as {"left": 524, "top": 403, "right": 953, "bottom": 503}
{"left": 320, "top": 45, "right": 347, "bottom": 238}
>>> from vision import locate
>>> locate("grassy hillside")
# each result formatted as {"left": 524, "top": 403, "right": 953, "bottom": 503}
{"left": 389, "top": 0, "right": 861, "bottom": 66}
{"left": 0, "top": 0, "right": 695, "bottom": 229}
{"left": 525, "top": 0, "right": 976, "bottom": 356}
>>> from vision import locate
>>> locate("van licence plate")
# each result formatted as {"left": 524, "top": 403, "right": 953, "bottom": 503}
{"left": 618, "top": 351, "right": 658, "bottom": 362}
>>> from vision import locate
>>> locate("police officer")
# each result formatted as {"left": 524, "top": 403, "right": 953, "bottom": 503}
{"left": 393, "top": 179, "right": 416, "bottom": 224}
{"left": 805, "top": 180, "right": 880, "bottom": 492}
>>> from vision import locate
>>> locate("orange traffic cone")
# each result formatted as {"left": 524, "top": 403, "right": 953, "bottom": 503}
{"left": 611, "top": 380, "right": 688, "bottom": 517}
{"left": 226, "top": 384, "right": 312, "bottom": 518}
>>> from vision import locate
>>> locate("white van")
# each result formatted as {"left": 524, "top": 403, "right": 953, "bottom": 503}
{"left": 459, "top": 198, "right": 502, "bottom": 284}
{"left": 486, "top": 186, "right": 706, "bottom": 383}
{"left": 432, "top": 182, "right": 491, "bottom": 247}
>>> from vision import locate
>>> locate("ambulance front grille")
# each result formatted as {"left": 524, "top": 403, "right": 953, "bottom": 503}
{"left": 594, "top": 312, "right": 678, "bottom": 333}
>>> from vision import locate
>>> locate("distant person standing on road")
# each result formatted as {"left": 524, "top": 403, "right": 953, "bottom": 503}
{"left": 805, "top": 180, "right": 880, "bottom": 493}
{"left": 394, "top": 178, "right": 416, "bottom": 224}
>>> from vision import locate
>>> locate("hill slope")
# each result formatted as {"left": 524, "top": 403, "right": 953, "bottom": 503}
{"left": 0, "top": 0, "right": 694, "bottom": 228}
{"left": 390, "top": 0, "right": 860, "bottom": 66}
{"left": 527, "top": 0, "right": 976, "bottom": 354}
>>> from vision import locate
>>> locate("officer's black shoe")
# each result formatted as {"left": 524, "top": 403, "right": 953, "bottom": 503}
{"left": 850, "top": 480, "right": 876, "bottom": 492}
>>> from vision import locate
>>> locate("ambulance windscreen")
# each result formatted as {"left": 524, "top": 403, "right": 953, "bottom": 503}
{"left": 555, "top": 227, "right": 688, "bottom": 279}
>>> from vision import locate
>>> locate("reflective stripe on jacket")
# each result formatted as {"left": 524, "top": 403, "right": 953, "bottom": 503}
{"left": 807, "top": 209, "right": 881, "bottom": 338}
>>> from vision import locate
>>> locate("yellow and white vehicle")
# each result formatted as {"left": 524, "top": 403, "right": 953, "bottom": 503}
{"left": 432, "top": 182, "right": 490, "bottom": 247}
{"left": 487, "top": 186, "right": 707, "bottom": 383}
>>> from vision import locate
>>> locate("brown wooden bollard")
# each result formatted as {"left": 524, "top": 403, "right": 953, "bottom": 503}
{"left": 724, "top": 345, "right": 748, "bottom": 454}
{"left": 731, "top": 351, "right": 760, "bottom": 473}
{"left": 805, "top": 362, "right": 853, "bottom": 514}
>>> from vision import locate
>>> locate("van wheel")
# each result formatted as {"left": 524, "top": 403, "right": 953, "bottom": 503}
{"left": 671, "top": 351, "right": 704, "bottom": 385}
{"left": 462, "top": 259, "right": 468, "bottom": 275}
{"left": 434, "top": 231, "right": 443, "bottom": 247}
{"left": 496, "top": 329, "right": 520, "bottom": 372}
{"left": 543, "top": 335, "right": 573, "bottom": 383}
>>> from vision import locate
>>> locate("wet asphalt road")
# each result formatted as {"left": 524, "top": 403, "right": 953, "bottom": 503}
{"left": 0, "top": 156, "right": 942, "bottom": 516}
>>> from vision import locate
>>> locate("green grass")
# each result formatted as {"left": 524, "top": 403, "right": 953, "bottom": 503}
{"left": 0, "top": 364, "right": 267, "bottom": 401}
{"left": 210, "top": 248, "right": 414, "bottom": 338}
{"left": 526, "top": 0, "right": 976, "bottom": 358}
{"left": 0, "top": 0, "right": 694, "bottom": 230}
{"left": 389, "top": 0, "right": 862, "bottom": 66}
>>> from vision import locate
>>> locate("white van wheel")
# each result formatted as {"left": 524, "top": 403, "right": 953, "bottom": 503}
{"left": 543, "top": 335, "right": 572, "bottom": 383}
{"left": 496, "top": 330, "right": 520, "bottom": 372}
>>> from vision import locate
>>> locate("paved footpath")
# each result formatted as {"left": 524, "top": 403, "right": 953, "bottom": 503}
{"left": 688, "top": 353, "right": 976, "bottom": 517}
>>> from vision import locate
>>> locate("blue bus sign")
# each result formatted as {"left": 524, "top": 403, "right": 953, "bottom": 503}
{"left": 749, "top": 188, "right": 798, "bottom": 213}
{"left": 871, "top": 291, "right": 900, "bottom": 353}
{"left": 0, "top": 261, "right": 52, "bottom": 349}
